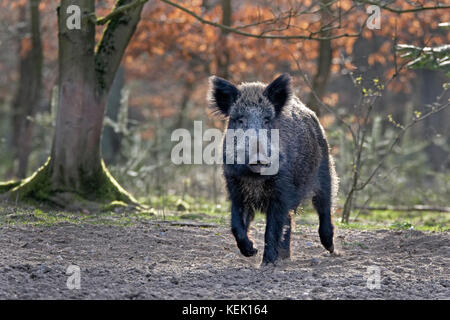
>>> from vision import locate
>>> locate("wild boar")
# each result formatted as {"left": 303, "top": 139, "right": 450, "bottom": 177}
{"left": 208, "top": 73, "right": 338, "bottom": 264}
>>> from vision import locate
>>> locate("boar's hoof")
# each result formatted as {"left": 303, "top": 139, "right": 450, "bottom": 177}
{"left": 238, "top": 241, "right": 258, "bottom": 257}
{"left": 240, "top": 246, "right": 258, "bottom": 257}
{"left": 319, "top": 226, "right": 334, "bottom": 253}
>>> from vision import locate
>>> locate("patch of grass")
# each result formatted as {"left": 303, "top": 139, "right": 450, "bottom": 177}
{"left": 179, "top": 213, "right": 209, "bottom": 220}
{"left": 389, "top": 221, "right": 414, "bottom": 230}
{"left": 0, "top": 206, "right": 137, "bottom": 227}
{"left": 342, "top": 241, "right": 369, "bottom": 249}
{"left": 0, "top": 196, "right": 448, "bottom": 232}
{"left": 335, "top": 221, "right": 384, "bottom": 230}
{"left": 353, "top": 208, "right": 450, "bottom": 232}
{"left": 144, "top": 194, "right": 229, "bottom": 215}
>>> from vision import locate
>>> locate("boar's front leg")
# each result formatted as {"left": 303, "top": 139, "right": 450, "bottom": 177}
{"left": 231, "top": 201, "right": 257, "bottom": 257}
{"left": 278, "top": 211, "right": 293, "bottom": 260}
{"left": 262, "top": 200, "right": 289, "bottom": 264}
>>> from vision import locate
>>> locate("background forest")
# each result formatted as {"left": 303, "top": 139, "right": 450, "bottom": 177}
{"left": 0, "top": 0, "right": 449, "bottom": 227}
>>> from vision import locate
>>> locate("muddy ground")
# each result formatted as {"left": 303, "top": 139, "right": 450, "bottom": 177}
{"left": 0, "top": 219, "right": 448, "bottom": 299}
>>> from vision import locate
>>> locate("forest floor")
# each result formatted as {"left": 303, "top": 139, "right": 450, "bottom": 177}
{"left": 0, "top": 203, "right": 449, "bottom": 299}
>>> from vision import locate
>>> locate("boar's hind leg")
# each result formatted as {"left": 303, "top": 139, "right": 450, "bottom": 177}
{"left": 278, "top": 211, "right": 292, "bottom": 259}
{"left": 312, "top": 156, "right": 335, "bottom": 253}
{"left": 262, "top": 200, "right": 289, "bottom": 264}
{"left": 231, "top": 201, "right": 257, "bottom": 257}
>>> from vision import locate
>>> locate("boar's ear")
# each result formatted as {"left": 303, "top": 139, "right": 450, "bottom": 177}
{"left": 263, "top": 73, "right": 292, "bottom": 115}
{"left": 208, "top": 76, "right": 239, "bottom": 116}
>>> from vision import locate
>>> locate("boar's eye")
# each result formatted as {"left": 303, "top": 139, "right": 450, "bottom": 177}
{"left": 232, "top": 117, "right": 244, "bottom": 125}
{"left": 264, "top": 117, "right": 271, "bottom": 125}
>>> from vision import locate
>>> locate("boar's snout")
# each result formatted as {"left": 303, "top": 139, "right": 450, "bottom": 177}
{"left": 248, "top": 151, "right": 270, "bottom": 173}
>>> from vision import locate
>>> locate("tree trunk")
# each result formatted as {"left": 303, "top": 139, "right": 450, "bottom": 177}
{"left": 341, "top": 188, "right": 354, "bottom": 224}
{"left": 50, "top": 0, "right": 101, "bottom": 189}
{"left": 102, "top": 66, "right": 125, "bottom": 165}
{"left": 216, "top": 0, "right": 232, "bottom": 79}
{"left": 6, "top": 0, "right": 145, "bottom": 210}
{"left": 11, "top": 0, "right": 43, "bottom": 178}
{"left": 174, "top": 80, "right": 194, "bottom": 129}
{"left": 307, "top": 0, "right": 332, "bottom": 116}
{"left": 210, "top": 0, "right": 232, "bottom": 203}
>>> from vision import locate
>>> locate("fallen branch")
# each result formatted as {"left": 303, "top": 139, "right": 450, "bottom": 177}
{"left": 339, "top": 205, "right": 450, "bottom": 213}
{"left": 144, "top": 220, "right": 219, "bottom": 228}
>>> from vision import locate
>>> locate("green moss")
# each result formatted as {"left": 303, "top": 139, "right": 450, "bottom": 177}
{"left": 94, "top": 0, "right": 132, "bottom": 91}
{"left": 9, "top": 158, "right": 52, "bottom": 202}
{"left": 5, "top": 158, "right": 140, "bottom": 211}
{"left": 0, "top": 180, "right": 22, "bottom": 193}
{"left": 102, "top": 200, "right": 128, "bottom": 212}
{"left": 0, "top": 206, "right": 140, "bottom": 227}
{"left": 74, "top": 159, "right": 137, "bottom": 205}
{"left": 175, "top": 199, "right": 190, "bottom": 211}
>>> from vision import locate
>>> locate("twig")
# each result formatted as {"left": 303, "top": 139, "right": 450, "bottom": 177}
{"left": 355, "top": 0, "right": 450, "bottom": 14}
{"left": 160, "top": 0, "right": 363, "bottom": 41}
{"left": 355, "top": 101, "right": 450, "bottom": 191}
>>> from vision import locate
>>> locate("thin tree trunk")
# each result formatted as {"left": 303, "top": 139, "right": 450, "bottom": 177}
{"left": 174, "top": 80, "right": 194, "bottom": 129}
{"left": 102, "top": 66, "right": 125, "bottom": 165}
{"left": 341, "top": 188, "right": 354, "bottom": 223}
{"left": 216, "top": 0, "right": 231, "bottom": 79}
{"left": 11, "top": 0, "right": 43, "bottom": 178}
{"left": 211, "top": 0, "right": 232, "bottom": 203}
{"left": 307, "top": 0, "right": 332, "bottom": 116}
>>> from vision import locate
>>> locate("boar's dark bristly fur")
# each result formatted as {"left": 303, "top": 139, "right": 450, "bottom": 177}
{"left": 208, "top": 73, "right": 338, "bottom": 264}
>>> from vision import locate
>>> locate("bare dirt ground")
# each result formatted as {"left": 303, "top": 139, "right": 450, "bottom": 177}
{"left": 0, "top": 220, "right": 448, "bottom": 299}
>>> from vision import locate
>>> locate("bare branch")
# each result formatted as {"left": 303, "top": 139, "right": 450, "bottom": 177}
{"left": 355, "top": 0, "right": 450, "bottom": 14}
{"left": 289, "top": 52, "right": 358, "bottom": 145}
{"left": 90, "top": 0, "right": 148, "bottom": 25}
{"left": 355, "top": 101, "right": 450, "bottom": 191}
{"left": 160, "top": 0, "right": 363, "bottom": 41}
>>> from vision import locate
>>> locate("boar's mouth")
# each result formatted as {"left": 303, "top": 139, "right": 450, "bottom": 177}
{"left": 247, "top": 162, "right": 271, "bottom": 173}
{"left": 247, "top": 153, "right": 271, "bottom": 173}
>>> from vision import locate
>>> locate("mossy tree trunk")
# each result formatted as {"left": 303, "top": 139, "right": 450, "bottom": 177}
{"left": 5, "top": 0, "right": 145, "bottom": 210}
{"left": 51, "top": 0, "right": 101, "bottom": 189}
